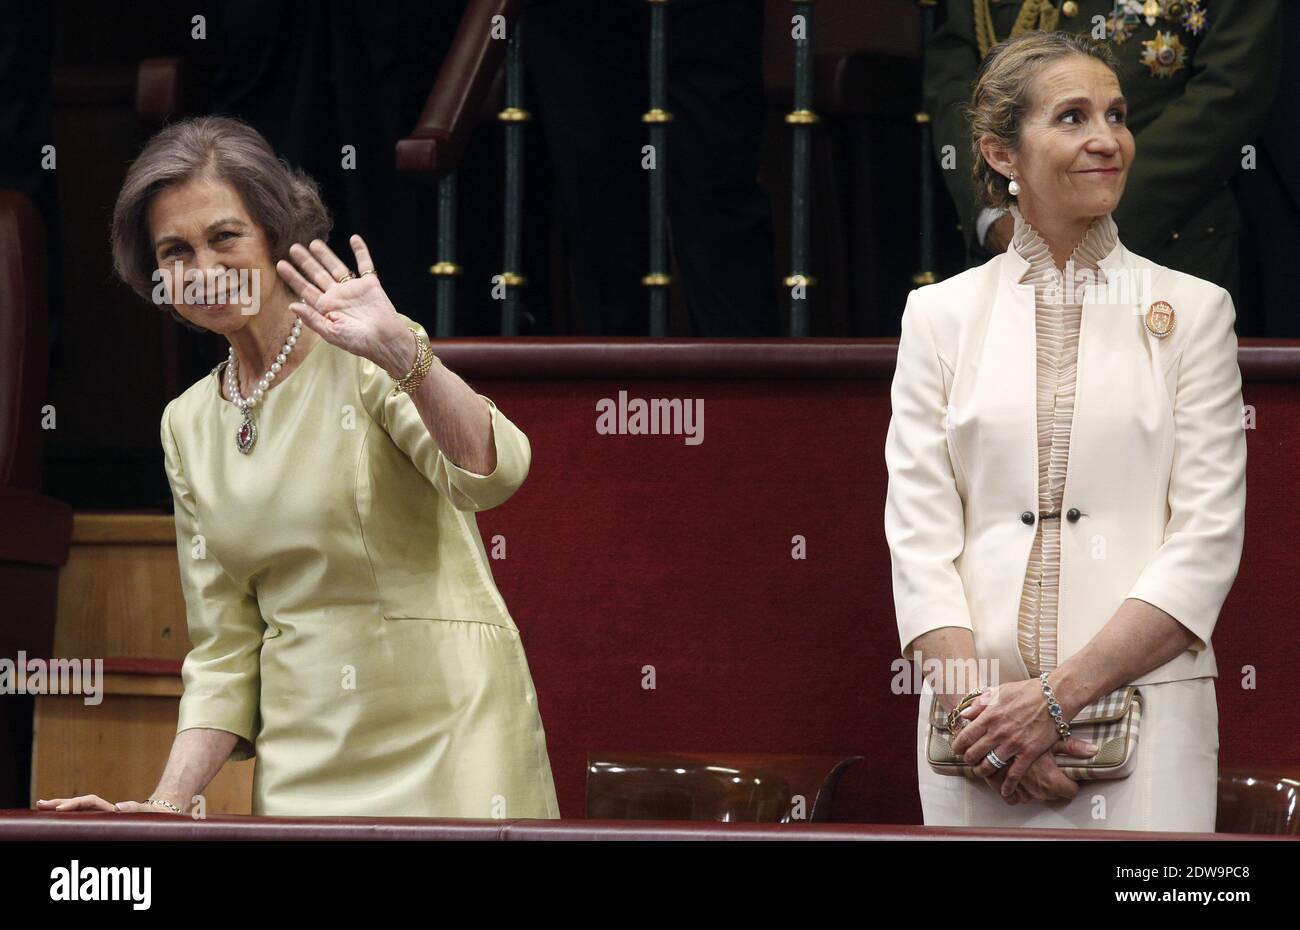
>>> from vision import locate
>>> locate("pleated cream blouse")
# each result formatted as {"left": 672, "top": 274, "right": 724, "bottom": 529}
{"left": 1008, "top": 203, "right": 1119, "bottom": 679}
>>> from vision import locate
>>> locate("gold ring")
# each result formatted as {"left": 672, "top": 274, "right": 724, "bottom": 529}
{"left": 335, "top": 271, "right": 355, "bottom": 283}
{"left": 360, "top": 269, "right": 377, "bottom": 277}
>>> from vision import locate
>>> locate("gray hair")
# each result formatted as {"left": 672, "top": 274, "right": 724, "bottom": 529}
{"left": 110, "top": 115, "right": 331, "bottom": 330}
{"left": 967, "top": 31, "right": 1121, "bottom": 210}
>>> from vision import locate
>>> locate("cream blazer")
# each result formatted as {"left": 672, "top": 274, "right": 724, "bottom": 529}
{"left": 884, "top": 236, "right": 1246, "bottom": 687}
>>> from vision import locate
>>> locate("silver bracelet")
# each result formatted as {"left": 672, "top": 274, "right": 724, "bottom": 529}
{"left": 144, "top": 798, "right": 183, "bottom": 814}
{"left": 1039, "top": 671, "right": 1071, "bottom": 740}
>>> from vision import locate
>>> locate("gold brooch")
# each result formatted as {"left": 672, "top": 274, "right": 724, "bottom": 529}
{"left": 1141, "top": 31, "right": 1187, "bottom": 78}
{"left": 1145, "top": 300, "right": 1176, "bottom": 338}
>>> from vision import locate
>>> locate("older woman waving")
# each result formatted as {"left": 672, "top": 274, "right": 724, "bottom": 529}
{"left": 886, "top": 32, "right": 1245, "bottom": 831}
{"left": 38, "top": 116, "right": 559, "bottom": 819}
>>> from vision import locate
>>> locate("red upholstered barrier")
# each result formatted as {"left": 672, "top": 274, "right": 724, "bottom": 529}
{"left": 421, "top": 338, "right": 1300, "bottom": 824}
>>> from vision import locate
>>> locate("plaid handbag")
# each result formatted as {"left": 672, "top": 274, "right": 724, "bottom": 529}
{"left": 926, "top": 686, "right": 1143, "bottom": 781}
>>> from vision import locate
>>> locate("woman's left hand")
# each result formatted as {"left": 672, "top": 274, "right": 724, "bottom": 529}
{"left": 275, "top": 235, "right": 413, "bottom": 375}
{"left": 949, "top": 679, "right": 1076, "bottom": 798}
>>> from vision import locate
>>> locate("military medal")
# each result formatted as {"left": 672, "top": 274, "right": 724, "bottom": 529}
{"left": 1183, "top": 2, "right": 1208, "bottom": 36}
{"left": 1144, "top": 300, "right": 1176, "bottom": 338}
{"left": 1110, "top": 1, "right": 1205, "bottom": 52}
{"left": 1141, "top": 31, "right": 1187, "bottom": 78}
{"left": 1106, "top": 14, "right": 1131, "bottom": 43}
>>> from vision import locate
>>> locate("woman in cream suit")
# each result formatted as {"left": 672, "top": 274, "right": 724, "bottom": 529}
{"left": 885, "top": 33, "right": 1245, "bottom": 831}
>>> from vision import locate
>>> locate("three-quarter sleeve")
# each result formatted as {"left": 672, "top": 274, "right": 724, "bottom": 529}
{"left": 1125, "top": 287, "right": 1247, "bottom": 652}
{"left": 162, "top": 401, "right": 265, "bottom": 761}
{"left": 355, "top": 316, "right": 532, "bottom": 512}
{"left": 884, "top": 291, "right": 974, "bottom": 658}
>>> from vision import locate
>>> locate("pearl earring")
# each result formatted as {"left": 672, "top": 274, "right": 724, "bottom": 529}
{"left": 1007, "top": 172, "right": 1021, "bottom": 197}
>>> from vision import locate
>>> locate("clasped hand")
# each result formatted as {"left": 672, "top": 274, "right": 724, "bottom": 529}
{"left": 949, "top": 679, "right": 1099, "bottom": 804}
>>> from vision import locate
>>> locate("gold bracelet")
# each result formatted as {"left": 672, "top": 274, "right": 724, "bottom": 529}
{"left": 391, "top": 326, "right": 434, "bottom": 396}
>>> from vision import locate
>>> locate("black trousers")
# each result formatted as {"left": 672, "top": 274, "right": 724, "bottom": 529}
{"left": 526, "top": 0, "right": 777, "bottom": 336}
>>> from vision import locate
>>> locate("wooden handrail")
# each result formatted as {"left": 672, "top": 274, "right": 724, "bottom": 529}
{"left": 398, "top": 337, "right": 1300, "bottom": 381}
{"left": 396, "top": 0, "right": 523, "bottom": 177}
{"left": 0, "top": 809, "right": 1271, "bottom": 840}
{"left": 135, "top": 57, "right": 190, "bottom": 126}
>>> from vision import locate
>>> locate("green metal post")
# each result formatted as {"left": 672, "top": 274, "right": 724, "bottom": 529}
{"left": 499, "top": 19, "right": 529, "bottom": 335}
{"left": 643, "top": 0, "right": 671, "bottom": 336}
{"left": 787, "top": 1, "right": 819, "bottom": 336}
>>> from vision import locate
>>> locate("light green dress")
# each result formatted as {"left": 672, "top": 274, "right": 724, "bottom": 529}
{"left": 160, "top": 312, "right": 560, "bottom": 818}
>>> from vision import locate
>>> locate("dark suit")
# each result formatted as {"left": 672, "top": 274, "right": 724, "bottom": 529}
{"left": 1232, "top": 0, "right": 1300, "bottom": 337}
{"left": 925, "top": 0, "right": 1283, "bottom": 312}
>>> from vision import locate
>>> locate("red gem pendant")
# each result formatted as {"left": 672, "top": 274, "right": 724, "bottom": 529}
{"left": 236, "top": 412, "right": 257, "bottom": 454}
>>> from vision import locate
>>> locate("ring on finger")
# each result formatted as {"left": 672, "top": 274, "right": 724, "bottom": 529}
{"left": 360, "top": 269, "right": 377, "bottom": 278}
{"left": 334, "top": 271, "right": 355, "bottom": 283}
{"left": 985, "top": 749, "right": 1009, "bottom": 770}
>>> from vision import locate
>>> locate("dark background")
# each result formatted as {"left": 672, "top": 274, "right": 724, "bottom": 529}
{"left": 0, "top": 0, "right": 1293, "bottom": 509}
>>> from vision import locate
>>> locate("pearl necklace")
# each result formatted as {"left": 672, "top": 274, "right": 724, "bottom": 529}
{"left": 225, "top": 318, "right": 302, "bottom": 454}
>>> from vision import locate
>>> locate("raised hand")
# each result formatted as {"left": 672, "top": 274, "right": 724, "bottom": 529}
{"left": 275, "top": 234, "right": 413, "bottom": 374}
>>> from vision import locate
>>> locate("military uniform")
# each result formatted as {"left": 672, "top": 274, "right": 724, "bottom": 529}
{"left": 924, "top": 0, "right": 1283, "bottom": 303}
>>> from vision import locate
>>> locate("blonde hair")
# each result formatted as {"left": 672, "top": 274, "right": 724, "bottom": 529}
{"left": 966, "top": 31, "right": 1120, "bottom": 210}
